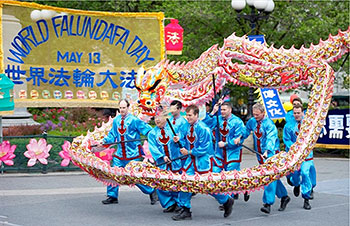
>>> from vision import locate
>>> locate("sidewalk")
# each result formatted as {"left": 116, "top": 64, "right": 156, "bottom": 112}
{"left": 0, "top": 153, "right": 348, "bottom": 226}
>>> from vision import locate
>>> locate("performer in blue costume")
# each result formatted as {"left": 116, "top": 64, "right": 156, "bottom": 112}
{"left": 284, "top": 97, "right": 316, "bottom": 199}
{"left": 206, "top": 101, "right": 249, "bottom": 201}
{"left": 283, "top": 104, "right": 316, "bottom": 210}
{"left": 172, "top": 105, "right": 234, "bottom": 221}
{"left": 242, "top": 103, "right": 290, "bottom": 214}
{"left": 202, "top": 102, "right": 213, "bottom": 125}
{"left": 202, "top": 102, "right": 217, "bottom": 150}
{"left": 169, "top": 100, "right": 188, "bottom": 134}
{"left": 285, "top": 96, "right": 303, "bottom": 123}
{"left": 100, "top": 99, "right": 158, "bottom": 205}
{"left": 207, "top": 101, "right": 245, "bottom": 172}
{"left": 148, "top": 111, "right": 183, "bottom": 213}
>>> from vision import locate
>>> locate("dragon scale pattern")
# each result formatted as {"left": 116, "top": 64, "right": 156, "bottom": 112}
{"left": 68, "top": 28, "right": 349, "bottom": 194}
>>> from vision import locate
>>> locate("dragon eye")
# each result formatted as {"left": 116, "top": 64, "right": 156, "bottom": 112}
{"left": 146, "top": 100, "right": 152, "bottom": 105}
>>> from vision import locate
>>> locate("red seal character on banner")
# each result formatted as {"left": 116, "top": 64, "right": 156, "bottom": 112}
{"left": 164, "top": 19, "right": 183, "bottom": 55}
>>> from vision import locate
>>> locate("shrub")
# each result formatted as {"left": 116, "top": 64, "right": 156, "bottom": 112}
{"left": 3, "top": 125, "right": 42, "bottom": 136}
{"left": 28, "top": 107, "right": 107, "bottom": 136}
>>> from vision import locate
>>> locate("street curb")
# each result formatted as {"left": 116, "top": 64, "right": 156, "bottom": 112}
{"left": 0, "top": 171, "right": 87, "bottom": 177}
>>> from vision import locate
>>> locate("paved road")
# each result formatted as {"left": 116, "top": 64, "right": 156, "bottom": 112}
{"left": 0, "top": 154, "right": 349, "bottom": 226}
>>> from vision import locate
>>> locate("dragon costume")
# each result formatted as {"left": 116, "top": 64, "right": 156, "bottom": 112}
{"left": 69, "top": 27, "right": 349, "bottom": 195}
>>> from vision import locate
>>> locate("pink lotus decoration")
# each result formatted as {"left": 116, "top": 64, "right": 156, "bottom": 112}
{"left": 24, "top": 138, "right": 52, "bottom": 167}
{"left": 0, "top": 141, "right": 16, "bottom": 166}
{"left": 59, "top": 140, "right": 73, "bottom": 166}
{"left": 94, "top": 148, "right": 115, "bottom": 164}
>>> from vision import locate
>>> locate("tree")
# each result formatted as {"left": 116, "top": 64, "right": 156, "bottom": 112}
{"left": 24, "top": 0, "right": 350, "bottom": 100}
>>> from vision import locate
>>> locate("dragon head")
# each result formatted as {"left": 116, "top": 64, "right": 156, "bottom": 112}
{"left": 135, "top": 65, "right": 169, "bottom": 116}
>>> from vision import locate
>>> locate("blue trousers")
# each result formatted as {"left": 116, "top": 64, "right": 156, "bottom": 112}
{"left": 157, "top": 190, "right": 179, "bottom": 208}
{"left": 288, "top": 160, "right": 316, "bottom": 199}
{"left": 263, "top": 180, "right": 288, "bottom": 205}
{"left": 178, "top": 165, "right": 230, "bottom": 209}
{"left": 107, "top": 157, "right": 154, "bottom": 199}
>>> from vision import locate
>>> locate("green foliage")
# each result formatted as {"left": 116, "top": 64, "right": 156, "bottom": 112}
{"left": 26, "top": 0, "right": 349, "bottom": 76}
{"left": 31, "top": 0, "right": 348, "bottom": 107}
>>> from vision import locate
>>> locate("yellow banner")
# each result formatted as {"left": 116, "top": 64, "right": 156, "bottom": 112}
{"left": 0, "top": 1, "right": 164, "bottom": 108}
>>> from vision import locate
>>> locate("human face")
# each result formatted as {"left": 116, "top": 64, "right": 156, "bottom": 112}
{"left": 293, "top": 108, "right": 304, "bottom": 122}
{"left": 206, "top": 105, "right": 211, "bottom": 113}
{"left": 119, "top": 100, "right": 129, "bottom": 117}
{"left": 186, "top": 110, "right": 198, "bottom": 125}
{"left": 292, "top": 100, "right": 302, "bottom": 108}
{"left": 221, "top": 105, "right": 232, "bottom": 119}
{"left": 154, "top": 115, "right": 166, "bottom": 128}
{"left": 171, "top": 106, "right": 181, "bottom": 117}
{"left": 253, "top": 108, "right": 265, "bottom": 122}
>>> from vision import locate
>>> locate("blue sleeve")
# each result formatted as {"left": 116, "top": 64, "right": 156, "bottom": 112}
{"left": 285, "top": 111, "right": 294, "bottom": 123}
{"left": 135, "top": 118, "right": 152, "bottom": 136}
{"left": 103, "top": 119, "right": 119, "bottom": 144}
{"left": 147, "top": 130, "right": 164, "bottom": 162}
{"left": 191, "top": 126, "right": 212, "bottom": 157}
{"left": 241, "top": 118, "right": 253, "bottom": 140}
{"left": 203, "top": 114, "right": 216, "bottom": 129}
{"left": 178, "top": 123, "right": 189, "bottom": 148}
{"left": 283, "top": 123, "right": 294, "bottom": 152}
{"left": 264, "top": 122, "right": 278, "bottom": 157}
{"left": 227, "top": 118, "right": 245, "bottom": 148}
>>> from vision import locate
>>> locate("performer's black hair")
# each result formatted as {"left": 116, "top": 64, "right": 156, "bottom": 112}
{"left": 170, "top": 100, "right": 183, "bottom": 109}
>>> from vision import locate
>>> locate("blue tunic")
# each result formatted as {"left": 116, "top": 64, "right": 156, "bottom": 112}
{"left": 242, "top": 116, "right": 288, "bottom": 205}
{"left": 148, "top": 124, "right": 182, "bottom": 209}
{"left": 205, "top": 114, "right": 245, "bottom": 169}
{"left": 103, "top": 113, "right": 154, "bottom": 199}
{"left": 178, "top": 120, "right": 230, "bottom": 209}
{"left": 243, "top": 117, "right": 279, "bottom": 164}
{"left": 169, "top": 115, "right": 188, "bottom": 137}
{"left": 202, "top": 112, "right": 212, "bottom": 126}
{"left": 285, "top": 110, "right": 295, "bottom": 123}
{"left": 181, "top": 120, "right": 214, "bottom": 173}
{"left": 202, "top": 112, "right": 217, "bottom": 150}
{"left": 283, "top": 118, "right": 316, "bottom": 199}
{"left": 148, "top": 124, "right": 182, "bottom": 172}
{"left": 103, "top": 113, "right": 152, "bottom": 160}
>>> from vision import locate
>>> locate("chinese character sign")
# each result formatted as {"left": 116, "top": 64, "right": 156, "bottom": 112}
{"left": 260, "top": 88, "right": 286, "bottom": 120}
{"left": 1, "top": 1, "right": 164, "bottom": 108}
{"left": 248, "top": 35, "right": 266, "bottom": 44}
{"left": 164, "top": 19, "right": 183, "bottom": 55}
{"left": 316, "top": 109, "right": 350, "bottom": 149}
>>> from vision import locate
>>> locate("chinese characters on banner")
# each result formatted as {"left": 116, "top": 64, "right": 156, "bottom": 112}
{"left": 260, "top": 88, "right": 286, "bottom": 119}
{"left": 248, "top": 35, "right": 266, "bottom": 44}
{"left": 164, "top": 19, "right": 183, "bottom": 55}
{"left": 248, "top": 35, "right": 286, "bottom": 119}
{"left": 316, "top": 109, "right": 350, "bottom": 149}
{"left": 1, "top": 1, "right": 164, "bottom": 108}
